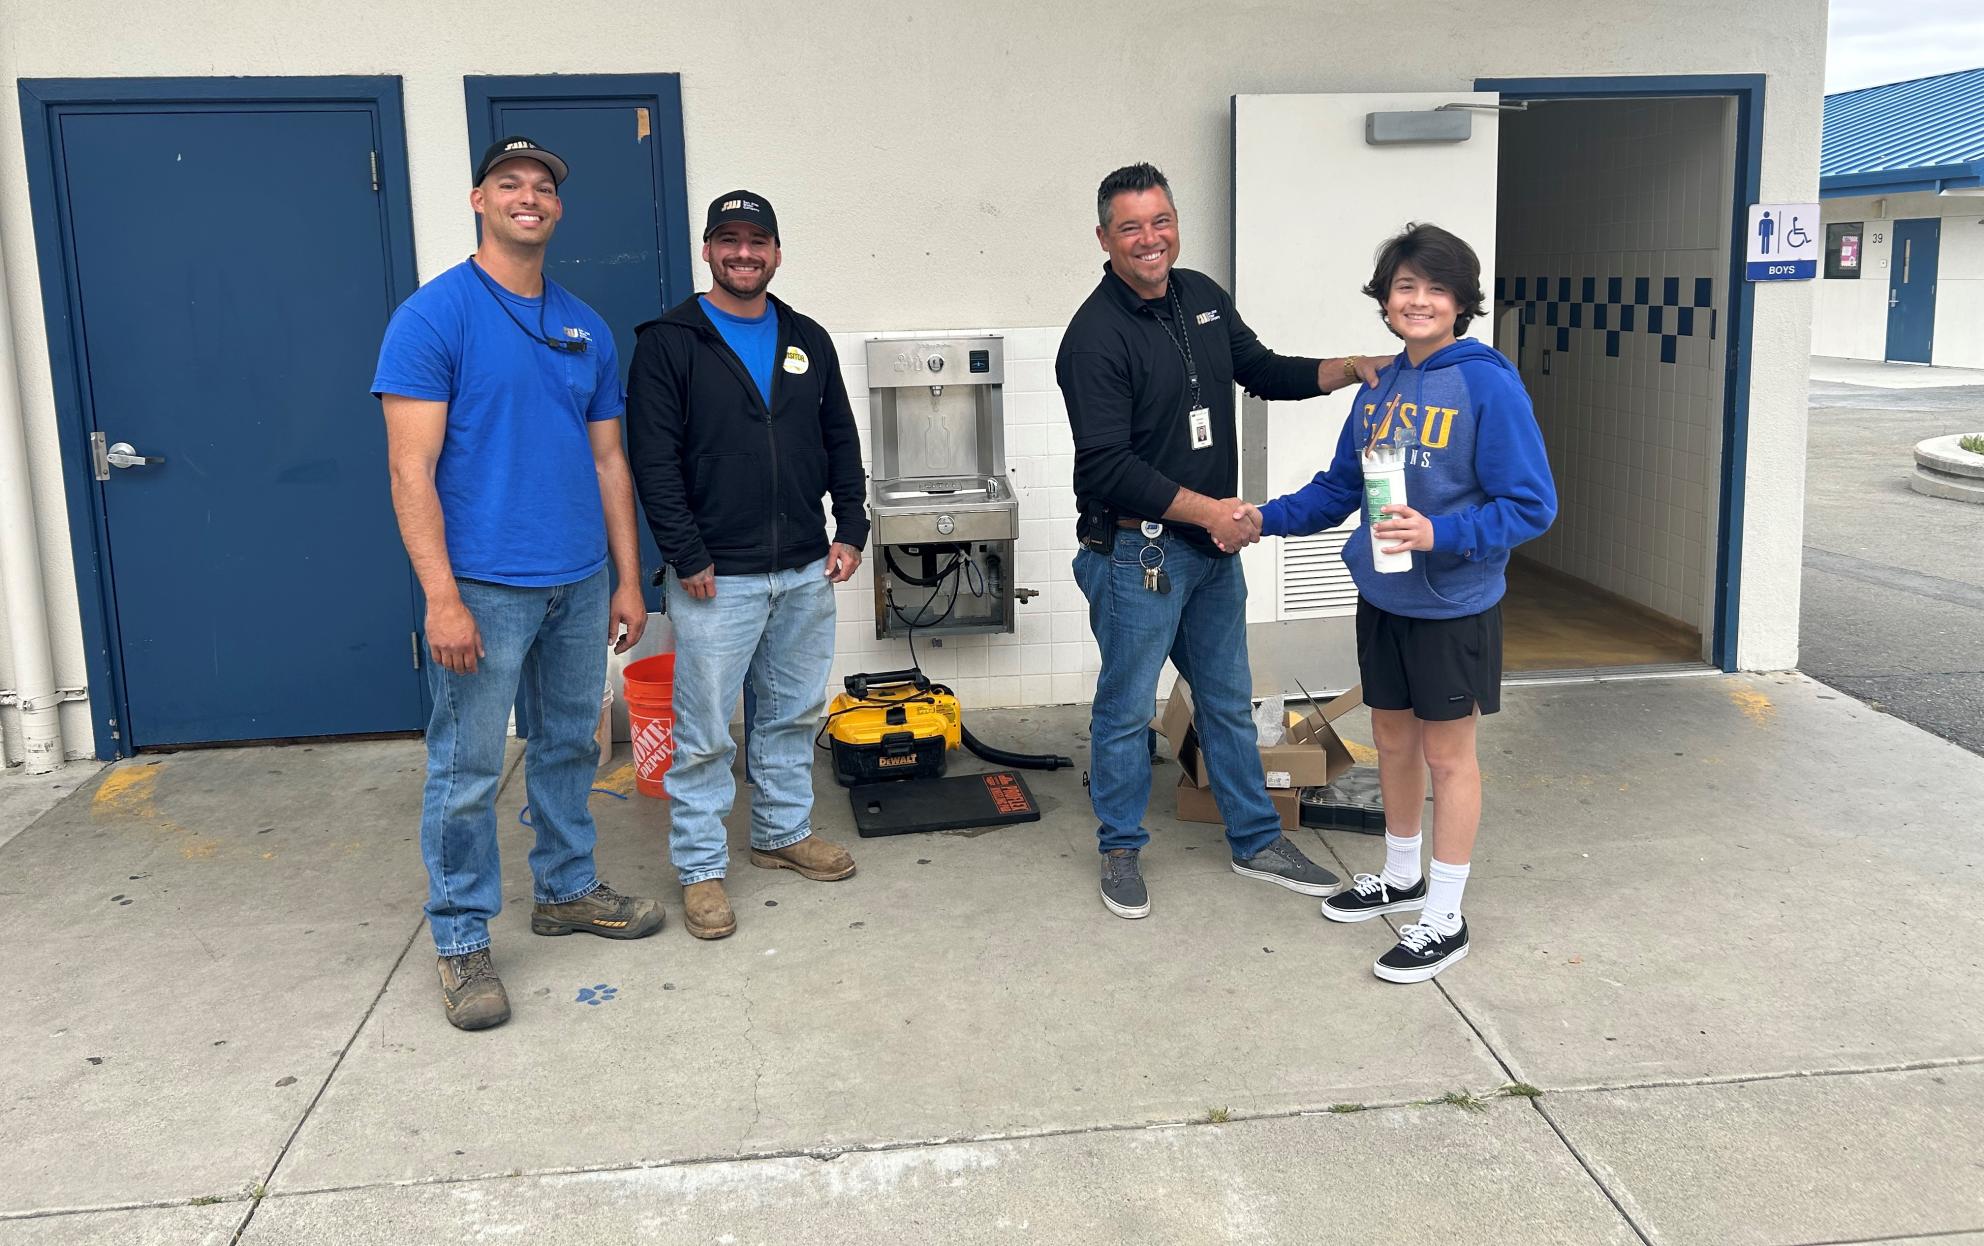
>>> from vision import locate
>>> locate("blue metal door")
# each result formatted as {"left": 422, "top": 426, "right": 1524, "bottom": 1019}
{"left": 55, "top": 105, "right": 423, "bottom": 746}
{"left": 466, "top": 76, "right": 693, "bottom": 609}
{"left": 1885, "top": 217, "right": 1939, "bottom": 364}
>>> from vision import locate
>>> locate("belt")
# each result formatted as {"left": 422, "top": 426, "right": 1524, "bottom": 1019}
{"left": 1116, "top": 517, "right": 1159, "bottom": 531}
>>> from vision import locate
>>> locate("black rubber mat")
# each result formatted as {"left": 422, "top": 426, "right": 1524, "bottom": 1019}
{"left": 849, "top": 770, "right": 1041, "bottom": 837}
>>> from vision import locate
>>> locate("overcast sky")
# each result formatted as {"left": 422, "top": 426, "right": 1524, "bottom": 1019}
{"left": 1827, "top": 0, "right": 1984, "bottom": 93}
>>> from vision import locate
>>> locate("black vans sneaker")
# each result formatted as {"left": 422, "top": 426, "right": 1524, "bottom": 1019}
{"left": 1322, "top": 873, "right": 1427, "bottom": 923}
{"left": 1230, "top": 834, "right": 1341, "bottom": 897}
{"left": 1100, "top": 848, "right": 1149, "bottom": 919}
{"left": 1374, "top": 920, "right": 1469, "bottom": 983}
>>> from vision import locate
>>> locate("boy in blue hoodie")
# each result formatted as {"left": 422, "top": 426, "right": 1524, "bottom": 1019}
{"left": 1242, "top": 224, "right": 1556, "bottom": 982}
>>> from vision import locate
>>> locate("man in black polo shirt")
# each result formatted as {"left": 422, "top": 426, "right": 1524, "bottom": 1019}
{"left": 1057, "top": 162, "right": 1381, "bottom": 919}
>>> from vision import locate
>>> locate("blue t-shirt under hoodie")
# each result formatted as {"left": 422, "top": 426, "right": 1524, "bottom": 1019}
{"left": 699, "top": 295, "right": 778, "bottom": 406}
{"left": 1258, "top": 339, "right": 1557, "bottom": 620}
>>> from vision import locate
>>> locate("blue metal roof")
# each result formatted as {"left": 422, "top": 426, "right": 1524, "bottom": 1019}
{"left": 1821, "top": 67, "right": 1984, "bottom": 199}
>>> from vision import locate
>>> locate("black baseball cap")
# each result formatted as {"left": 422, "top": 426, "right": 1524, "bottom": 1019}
{"left": 474, "top": 136, "right": 569, "bottom": 187}
{"left": 703, "top": 190, "right": 779, "bottom": 244}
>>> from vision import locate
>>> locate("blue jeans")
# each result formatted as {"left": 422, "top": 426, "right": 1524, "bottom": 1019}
{"left": 663, "top": 558, "right": 835, "bottom": 885}
{"left": 1074, "top": 530, "right": 1280, "bottom": 859}
{"left": 421, "top": 568, "right": 608, "bottom": 956}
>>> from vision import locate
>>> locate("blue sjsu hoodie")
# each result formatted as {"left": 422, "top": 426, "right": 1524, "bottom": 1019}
{"left": 1258, "top": 339, "right": 1557, "bottom": 620}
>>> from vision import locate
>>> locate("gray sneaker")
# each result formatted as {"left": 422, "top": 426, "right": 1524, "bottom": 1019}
{"left": 1231, "top": 834, "right": 1342, "bottom": 897}
{"left": 1100, "top": 848, "right": 1150, "bottom": 919}
{"left": 438, "top": 949, "right": 510, "bottom": 1031}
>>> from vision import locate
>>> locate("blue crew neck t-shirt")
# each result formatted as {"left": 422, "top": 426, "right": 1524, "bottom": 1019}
{"left": 699, "top": 295, "right": 778, "bottom": 406}
{"left": 371, "top": 260, "right": 622, "bottom": 587}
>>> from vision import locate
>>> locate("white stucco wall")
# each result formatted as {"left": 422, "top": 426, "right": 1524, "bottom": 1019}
{"left": 1813, "top": 192, "right": 1984, "bottom": 367}
{"left": 0, "top": 0, "right": 1827, "bottom": 759}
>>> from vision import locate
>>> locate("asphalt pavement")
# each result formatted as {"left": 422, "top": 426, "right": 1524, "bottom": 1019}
{"left": 1803, "top": 364, "right": 1984, "bottom": 756}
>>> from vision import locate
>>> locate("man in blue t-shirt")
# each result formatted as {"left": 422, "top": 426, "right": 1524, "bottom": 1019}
{"left": 626, "top": 191, "right": 869, "bottom": 941}
{"left": 373, "top": 136, "right": 665, "bottom": 1032}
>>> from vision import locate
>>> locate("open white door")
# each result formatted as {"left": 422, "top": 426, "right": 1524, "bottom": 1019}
{"left": 1232, "top": 91, "right": 1501, "bottom": 688}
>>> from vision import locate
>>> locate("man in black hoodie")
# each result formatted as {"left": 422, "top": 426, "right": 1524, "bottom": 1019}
{"left": 626, "top": 192, "right": 868, "bottom": 940}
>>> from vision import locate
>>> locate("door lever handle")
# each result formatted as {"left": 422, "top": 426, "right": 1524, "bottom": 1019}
{"left": 105, "top": 441, "right": 165, "bottom": 469}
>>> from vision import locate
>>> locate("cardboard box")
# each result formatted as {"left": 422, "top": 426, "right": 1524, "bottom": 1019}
{"left": 1159, "top": 679, "right": 1362, "bottom": 829}
{"left": 1173, "top": 776, "right": 1305, "bottom": 831}
{"left": 594, "top": 680, "right": 614, "bottom": 769}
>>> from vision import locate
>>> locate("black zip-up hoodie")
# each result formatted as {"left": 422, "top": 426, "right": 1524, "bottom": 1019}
{"left": 626, "top": 293, "right": 869, "bottom": 579}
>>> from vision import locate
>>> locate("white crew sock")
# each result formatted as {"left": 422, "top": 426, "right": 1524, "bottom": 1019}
{"left": 1381, "top": 830, "right": 1422, "bottom": 890}
{"left": 1421, "top": 858, "right": 1470, "bottom": 935}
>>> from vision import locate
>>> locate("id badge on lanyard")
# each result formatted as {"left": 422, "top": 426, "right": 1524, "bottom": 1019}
{"left": 1160, "top": 284, "right": 1213, "bottom": 452}
{"left": 1188, "top": 406, "right": 1213, "bottom": 450}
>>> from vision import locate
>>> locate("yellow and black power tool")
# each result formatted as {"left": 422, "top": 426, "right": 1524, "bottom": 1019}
{"left": 823, "top": 668, "right": 960, "bottom": 784}
{"left": 821, "top": 667, "right": 1071, "bottom": 787}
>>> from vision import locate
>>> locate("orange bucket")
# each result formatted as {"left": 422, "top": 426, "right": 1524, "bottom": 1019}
{"left": 623, "top": 654, "right": 677, "bottom": 799}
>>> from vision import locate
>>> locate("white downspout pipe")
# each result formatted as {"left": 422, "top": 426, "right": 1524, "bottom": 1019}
{"left": 0, "top": 222, "right": 65, "bottom": 773}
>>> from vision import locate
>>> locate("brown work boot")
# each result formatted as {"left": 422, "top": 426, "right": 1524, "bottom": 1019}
{"left": 682, "top": 879, "right": 737, "bottom": 940}
{"left": 749, "top": 834, "right": 856, "bottom": 881}
{"left": 438, "top": 949, "right": 510, "bottom": 1031}
{"left": 530, "top": 881, "right": 665, "bottom": 939}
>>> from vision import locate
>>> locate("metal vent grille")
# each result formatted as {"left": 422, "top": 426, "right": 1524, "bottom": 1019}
{"left": 1278, "top": 527, "right": 1358, "bottom": 619}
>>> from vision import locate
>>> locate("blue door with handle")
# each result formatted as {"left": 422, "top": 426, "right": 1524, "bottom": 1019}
{"left": 1885, "top": 217, "right": 1939, "bottom": 364}
{"left": 466, "top": 75, "right": 693, "bottom": 610}
{"left": 32, "top": 90, "right": 424, "bottom": 748}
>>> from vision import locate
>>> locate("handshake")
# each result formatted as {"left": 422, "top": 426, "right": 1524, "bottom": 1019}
{"left": 1207, "top": 498, "right": 1265, "bottom": 553}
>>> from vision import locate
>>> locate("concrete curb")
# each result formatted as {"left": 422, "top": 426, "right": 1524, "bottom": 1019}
{"left": 1911, "top": 434, "right": 1984, "bottom": 503}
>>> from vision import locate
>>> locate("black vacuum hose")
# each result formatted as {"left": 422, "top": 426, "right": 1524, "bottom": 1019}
{"left": 961, "top": 723, "right": 1072, "bottom": 771}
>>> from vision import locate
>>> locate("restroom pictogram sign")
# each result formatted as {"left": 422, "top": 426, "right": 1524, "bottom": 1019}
{"left": 1747, "top": 202, "right": 1818, "bottom": 281}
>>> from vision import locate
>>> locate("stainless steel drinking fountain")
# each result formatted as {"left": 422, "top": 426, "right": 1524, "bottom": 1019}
{"left": 864, "top": 335, "right": 1020, "bottom": 637}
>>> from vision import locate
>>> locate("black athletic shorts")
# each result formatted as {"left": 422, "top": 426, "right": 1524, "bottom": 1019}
{"left": 1355, "top": 599, "right": 1503, "bottom": 721}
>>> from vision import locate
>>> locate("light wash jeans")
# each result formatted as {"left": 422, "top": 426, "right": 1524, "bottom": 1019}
{"left": 662, "top": 558, "right": 835, "bottom": 884}
{"left": 1073, "top": 530, "right": 1281, "bottom": 860}
{"left": 420, "top": 568, "right": 608, "bottom": 956}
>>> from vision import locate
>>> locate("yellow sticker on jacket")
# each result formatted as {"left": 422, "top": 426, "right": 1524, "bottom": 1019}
{"left": 782, "top": 346, "right": 810, "bottom": 374}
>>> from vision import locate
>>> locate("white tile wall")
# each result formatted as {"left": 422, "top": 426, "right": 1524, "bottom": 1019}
{"left": 1495, "top": 98, "right": 1733, "bottom": 634}
{"left": 820, "top": 326, "right": 1098, "bottom": 708}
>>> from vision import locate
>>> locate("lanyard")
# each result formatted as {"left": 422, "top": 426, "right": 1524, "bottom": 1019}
{"left": 1150, "top": 283, "right": 1201, "bottom": 408}
{"left": 468, "top": 257, "right": 588, "bottom": 354}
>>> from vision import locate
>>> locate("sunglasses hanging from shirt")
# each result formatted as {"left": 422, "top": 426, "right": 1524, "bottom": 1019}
{"left": 1153, "top": 284, "right": 1212, "bottom": 451}
{"left": 467, "top": 257, "right": 588, "bottom": 354}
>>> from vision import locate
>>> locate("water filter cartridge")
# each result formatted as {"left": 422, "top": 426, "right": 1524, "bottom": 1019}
{"left": 1363, "top": 447, "right": 1411, "bottom": 574}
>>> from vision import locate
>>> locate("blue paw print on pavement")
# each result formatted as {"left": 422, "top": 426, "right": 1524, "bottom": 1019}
{"left": 575, "top": 984, "right": 618, "bottom": 1006}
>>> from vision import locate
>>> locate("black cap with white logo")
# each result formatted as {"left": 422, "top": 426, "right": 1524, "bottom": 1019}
{"left": 703, "top": 190, "right": 779, "bottom": 244}
{"left": 474, "top": 136, "right": 569, "bottom": 187}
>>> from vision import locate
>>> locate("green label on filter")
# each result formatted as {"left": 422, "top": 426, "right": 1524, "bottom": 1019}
{"left": 1364, "top": 477, "right": 1394, "bottom": 524}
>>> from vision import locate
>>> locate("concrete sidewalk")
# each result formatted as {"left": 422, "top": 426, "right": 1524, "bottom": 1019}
{"left": 2, "top": 676, "right": 1981, "bottom": 1244}
{"left": 0, "top": 759, "right": 103, "bottom": 854}
{"left": 1810, "top": 355, "right": 1984, "bottom": 389}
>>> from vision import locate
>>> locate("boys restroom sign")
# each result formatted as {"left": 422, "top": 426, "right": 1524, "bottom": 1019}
{"left": 1747, "top": 203, "right": 1819, "bottom": 281}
